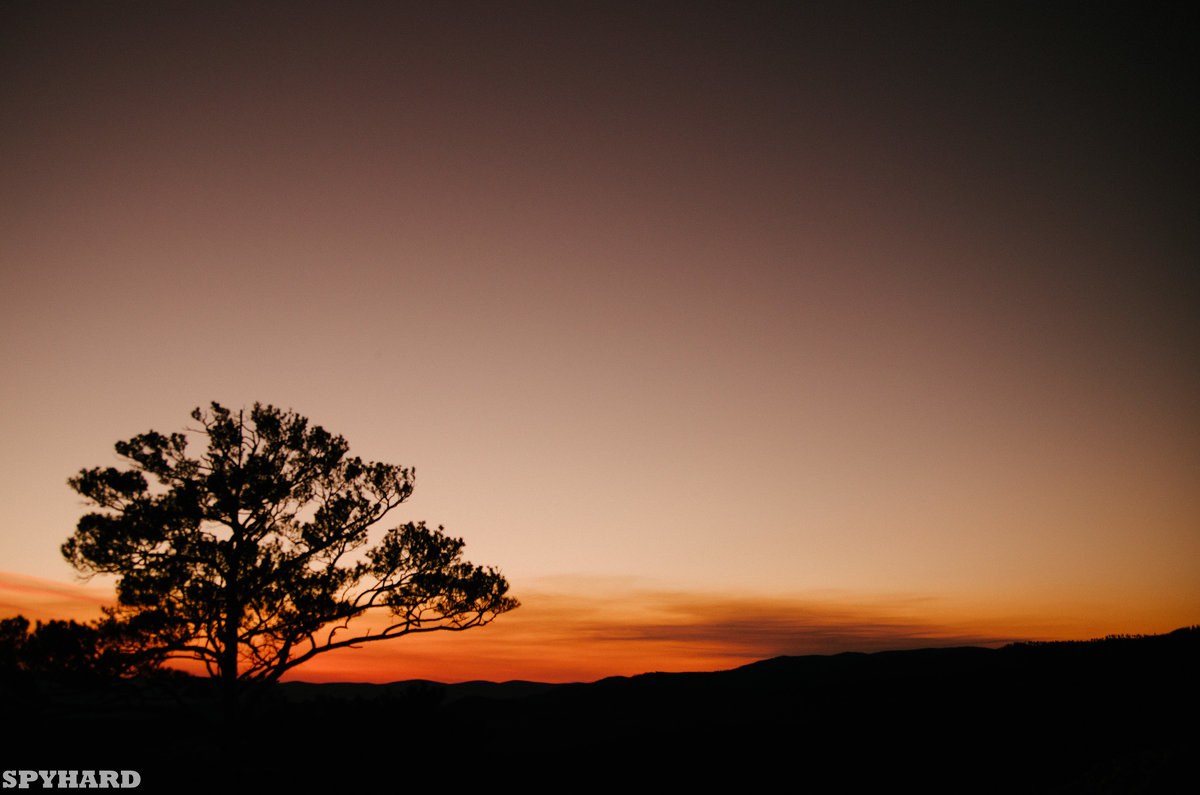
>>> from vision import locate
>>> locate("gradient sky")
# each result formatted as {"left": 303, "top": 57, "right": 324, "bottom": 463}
{"left": 2, "top": 2, "right": 1197, "bottom": 682}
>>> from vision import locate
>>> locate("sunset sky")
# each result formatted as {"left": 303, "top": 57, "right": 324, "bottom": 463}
{"left": 2, "top": 1, "right": 1196, "bottom": 683}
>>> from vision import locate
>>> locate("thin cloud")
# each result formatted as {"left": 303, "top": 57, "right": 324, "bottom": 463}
{"left": 0, "top": 571, "right": 111, "bottom": 622}
{"left": 497, "top": 585, "right": 1020, "bottom": 658}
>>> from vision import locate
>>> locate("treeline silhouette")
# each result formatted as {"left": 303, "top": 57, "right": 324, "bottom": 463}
{"left": 5, "top": 624, "right": 1196, "bottom": 792}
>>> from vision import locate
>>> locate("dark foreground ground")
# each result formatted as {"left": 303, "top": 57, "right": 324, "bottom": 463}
{"left": 6, "top": 627, "right": 1197, "bottom": 792}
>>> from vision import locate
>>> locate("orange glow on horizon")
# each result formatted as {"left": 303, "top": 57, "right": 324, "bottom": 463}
{"left": 5, "top": 572, "right": 1193, "bottom": 684}
{"left": 280, "top": 583, "right": 1198, "bottom": 683}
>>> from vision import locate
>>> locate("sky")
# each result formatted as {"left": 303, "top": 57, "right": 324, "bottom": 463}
{"left": 1, "top": 1, "right": 1197, "bottom": 683}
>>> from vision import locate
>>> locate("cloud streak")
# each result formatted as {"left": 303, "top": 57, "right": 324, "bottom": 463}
{"left": 0, "top": 571, "right": 111, "bottom": 622}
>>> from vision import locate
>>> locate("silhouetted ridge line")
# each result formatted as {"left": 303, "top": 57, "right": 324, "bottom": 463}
{"left": 5, "top": 627, "right": 1195, "bottom": 790}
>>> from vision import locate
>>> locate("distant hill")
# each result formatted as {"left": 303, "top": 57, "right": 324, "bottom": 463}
{"left": 7, "top": 627, "right": 1196, "bottom": 792}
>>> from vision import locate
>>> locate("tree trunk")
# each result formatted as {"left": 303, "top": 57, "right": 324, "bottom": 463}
{"left": 221, "top": 543, "right": 241, "bottom": 728}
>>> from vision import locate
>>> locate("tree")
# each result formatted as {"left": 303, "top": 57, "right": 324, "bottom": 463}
{"left": 0, "top": 615, "right": 154, "bottom": 680}
{"left": 62, "top": 402, "right": 517, "bottom": 703}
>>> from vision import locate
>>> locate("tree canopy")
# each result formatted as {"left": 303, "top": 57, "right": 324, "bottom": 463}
{"left": 62, "top": 402, "right": 517, "bottom": 691}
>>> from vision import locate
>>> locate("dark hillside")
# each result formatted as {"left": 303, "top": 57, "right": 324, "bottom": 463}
{"left": 6, "top": 627, "right": 1195, "bottom": 792}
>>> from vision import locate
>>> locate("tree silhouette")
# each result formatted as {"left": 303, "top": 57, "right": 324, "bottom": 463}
{"left": 62, "top": 402, "right": 517, "bottom": 704}
{"left": 0, "top": 615, "right": 155, "bottom": 680}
